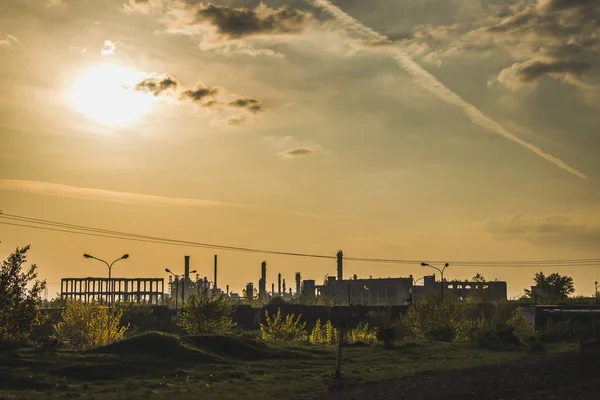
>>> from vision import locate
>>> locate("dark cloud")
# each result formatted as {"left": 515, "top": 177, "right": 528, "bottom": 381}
{"left": 486, "top": 213, "right": 600, "bottom": 249}
{"left": 228, "top": 97, "right": 263, "bottom": 113}
{"left": 180, "top": 85, "right": 219, "bottom": 104}
{"left": 134, "top": 76, "right": 178, "bottom": 96}
{"left": 193, "top": 3, "right": 314, "bottom": 39}
{"left": 405, "top": 0, "right": 600, "bottom": 89}
{"left": 284, "top": 148, "right": 314, "bottom": 157}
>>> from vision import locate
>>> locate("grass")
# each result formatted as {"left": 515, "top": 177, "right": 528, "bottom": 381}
{"left": 0, "top": 332, "right": 578, "bottom": 400}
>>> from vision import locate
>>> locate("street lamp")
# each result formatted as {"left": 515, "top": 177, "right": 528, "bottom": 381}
{"left": 413, "top": 276, "right": 426, "bottom": 285}
{"left": 166, "top": 268, "right": 196, "bottom": 312}
{"left": 421, "top": 262, "right": 450, "bottom": 302}
{"left": 83, "top": 253, "right": 129, "bottom": 344}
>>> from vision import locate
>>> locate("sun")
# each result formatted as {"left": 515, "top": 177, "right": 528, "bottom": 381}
{"left": 68, "top": 63, "right": 155, "bottom": 127}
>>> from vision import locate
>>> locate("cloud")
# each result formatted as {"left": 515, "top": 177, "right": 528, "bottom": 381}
{"left": 180, "top": 85, "right": 219, "bottom": 104}
{"left": 0, "top": 33, "right": 19, "bottom": 46}
{"left": 124, "top": 1, "right": 315, "bottom": 57}
{"left": 228, "top": 97, "right": 263, "bottom": 113}
{"left": 486, "top": 213, "right": 600, "bottom": 250}
{"left": 0, "top": 179, "right": 348, "bottom": 220}
{"left": 46, "top": 0, "right": 66, "bottom": 7}
{"left": 0, "top": 179, "right": 226, "bottom": 208}
{"left": 404, "top": 0, "right": 599, "bottom": 89}
{"left": 100, "top": 40, "right": 116, "bottom": 56}
{"left": 135, "top": 75, "right": 179, "bottom": 96}
{"left": 192, "top": 2, "right": 314, "bottom": 39}
{"left": 310, "top": 0, "right": 588, "bottom": 181}
{"left": 282, "top": 148, "right": 315, "bottom": 158}
{"left": 498, "top": 59, "right": 592, "bottom": 90}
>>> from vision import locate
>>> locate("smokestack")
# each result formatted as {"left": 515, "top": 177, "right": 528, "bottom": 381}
{"left": 283, "top": 279, "right": 286, "bottom": 294}
{"left": 278, "top": 273, "right": 282, "bottom": 295}
{"left": 337, "top": 250, "right": 343, "bottom": 282}
{"left": 226, "top": 284, "right": 229, "bottom": 295}
{"left": 214, "top": 255, "right": 218, "bottom": 292}
{"left": 295, "top": 272, "right": 301, "bottom": 295}
{"left": 272, "top": 283, "right": 275, "bottom": 295}
{"left": 259, "top": 261, "right": 267, "bottom": 299}
{"left": 185, "top": 255, "right": 190, "bottom": 281}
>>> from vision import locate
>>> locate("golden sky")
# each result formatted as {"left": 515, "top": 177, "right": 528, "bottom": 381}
{"left": 1, "top": 0, "right": 599, "bottom": 298}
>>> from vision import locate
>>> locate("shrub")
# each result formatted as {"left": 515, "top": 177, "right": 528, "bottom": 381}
{"left": 376, "top": 326, "right": 397, "bottom": 348}
{"left": 117, "top": 303, "right": 158, "bottom": 336}
{"left": 260, "top": 308, "right": 307, "bottom": 343}
{"left": 508, "top": 308, "right": 535, "bottom": 344}
{"left": 53, "top": 300, "right": 128, "bottom": 349}
{"left": 0, "top": 245, "right": 46, "bottom": 343}
{"left": 178, "top": 293, "right": 236, "bottom": 335}
{"left": 309, "top": 318, "right": 337, "bottom": 345}
{"left": 404, "top": 300, "right": 456, "bottom": 341}
{"left": 347, "top": 323, "right": 377, "bottom": 345}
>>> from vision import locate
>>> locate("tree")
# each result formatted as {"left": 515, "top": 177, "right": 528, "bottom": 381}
{"left": 53, "top": 300, "right": 128, "bottom": 349}
{"left": 0, "top": 245, "right": 46, "bottom": 342}
{"left": 178, "top": 292, "right": 236, "bottom": 335}
{"left": 472, "top": 273, "right": 486, "bottom": 283}
{"left": 523, "top": 272, "right": 575, "bottom": 304}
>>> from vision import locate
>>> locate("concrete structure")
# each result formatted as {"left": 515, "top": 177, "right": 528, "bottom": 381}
{"left": 317, "top": 276, "right": 413, "bottom": 305}
{"left": 61, "top": 277, "right": 165, "bottom": 304}
{"left": 412, "top": 275, "right": 507, "bottom": 302}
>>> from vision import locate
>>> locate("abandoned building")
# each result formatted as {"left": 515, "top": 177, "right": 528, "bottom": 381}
{"left": 60, "top": 277, "right": 165, "bottom": 304}
{"left": 412, "top": 275, "right": 507, "bottom": 302}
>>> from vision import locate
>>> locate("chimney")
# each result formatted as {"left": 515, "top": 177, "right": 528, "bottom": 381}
{"left": 337, "top": 250, "right": 343, "bottom": 282}
{"left": 278, "top": 273, "right": 282, "bottom": 295}
{"left": 271, "top": 283, "right": 275, "bottom": 295}
{"left": 259, "top": 261, "right": 267, "bottom": 299}
{"left": 184, "top": 255, "right": 190, "bottom": 281}
{"left": 283, "top": 279, "right": 286, "bottom": 294}
{"left": 214, "top": 255, "right": 218, "bottom": 292}
{"left": 295, "top": 272, "right": 301, "bottom": 295}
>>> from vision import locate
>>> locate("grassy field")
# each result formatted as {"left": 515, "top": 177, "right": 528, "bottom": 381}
{"left": 0, "top": 333, "right": 578, "bottom": 400}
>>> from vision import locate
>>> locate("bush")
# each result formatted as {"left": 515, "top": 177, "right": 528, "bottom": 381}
{"left": 117, "top": 303, "right": 157, "bottom": 336}
{"left": 347, "top": 323, "right": 377, "bottom": 345}
{"left": 53, "top": 300, "right": 128, "bottom": 349}
{"left": 260, "top": 308, "right": 307, "bottom": 343}
{"left": 309, "top": 318, "right": 337, "bottom": 345}
{"left": 376, "top": 326, "right": 397, "bottom": 348}
{"left": 0, "top": 245, "right": 46, "bottom": 343}
{"left": 475, "top": 324, "right": 520, "bottom": 350}
{"left": 178, "top": 293, "right": 236, "bottom": 335}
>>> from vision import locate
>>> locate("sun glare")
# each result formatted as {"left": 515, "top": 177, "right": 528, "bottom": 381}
{"left": 68, "top": 63, "right": 154, "bottom": 127}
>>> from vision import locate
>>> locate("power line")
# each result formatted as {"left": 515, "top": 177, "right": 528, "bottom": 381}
{"left": 1, "top": 211, "right": 600, "bottom": 268}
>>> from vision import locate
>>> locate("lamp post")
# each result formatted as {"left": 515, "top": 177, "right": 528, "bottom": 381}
{"left": 595, "top": 282, "right": 599, "bottom": 304}
{"left": 421, "top": 262, "right": 450, "bottom": 302}
{"left": 83, "top": 253, "right": 129, "bottom": 344}
{"left": 165, "top": 268, "right": 196, "bottom": 312}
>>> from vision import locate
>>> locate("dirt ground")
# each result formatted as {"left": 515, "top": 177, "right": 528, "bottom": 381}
{"left": 315, "top": 350, "right": 600, "bottom": 400}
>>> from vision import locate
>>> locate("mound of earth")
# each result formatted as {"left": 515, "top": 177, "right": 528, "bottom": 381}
{"left": 185, "top": 335, "right": 314, "bottom": 360}
{"left": 88, "top": 332, "right": 219, "bottom": 363}
{"left": 314, "top": 350, "right": 600, "bottom": 400}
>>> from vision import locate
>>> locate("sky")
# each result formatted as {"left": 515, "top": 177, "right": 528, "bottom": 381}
{"left": 1, "top": 0, "right": 599, "bottom": 299}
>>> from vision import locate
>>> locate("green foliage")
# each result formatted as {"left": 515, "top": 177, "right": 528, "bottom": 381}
{"left": 404, "top": 300, "right": 459, "bottom": 341}
{"left": 260, "top": 308, "right": 307, "bottom": 343}
{"left": 375, "top": 326, "right": 397, "bottom": 348}
{"left": 347, "top": 323, "right": 377, "bottom": 344}
{"left": 523, "top": 271, "right": 575, "bottom": 304}
{"left": 178, "top": 293, "right": 236, "bottom": 335}
{"left": 309, "top": 318, "right": 337, "bottom": 345}
{"left": 309, "top": 319, "right": 377, "bottom": 346}
{"left": 116, "top": 303, "right": 157, "bottom": 336}
{"left": 53, "top": 300, "right": 128, "bottom": 349}
{"left": 0, "top": 245, "right": 46, "bottom": 343}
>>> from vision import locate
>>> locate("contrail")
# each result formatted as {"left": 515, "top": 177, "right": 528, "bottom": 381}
{"left": 311, "top": 0, "right": 588, "bottom": 180}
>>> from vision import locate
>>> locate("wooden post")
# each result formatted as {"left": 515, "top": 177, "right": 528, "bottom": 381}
{"left": 335, "top": 327, "right": 344, "bottom": 379}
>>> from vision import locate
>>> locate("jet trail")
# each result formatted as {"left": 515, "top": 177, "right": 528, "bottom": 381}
{"left": 311, "top": 0, "right": 588, "bottom": 180}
